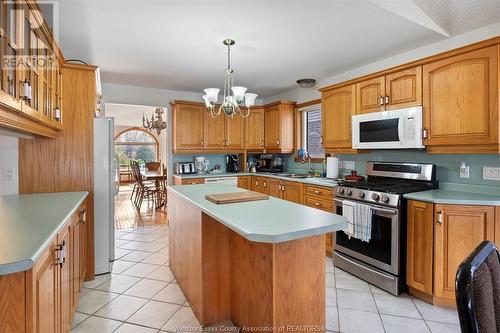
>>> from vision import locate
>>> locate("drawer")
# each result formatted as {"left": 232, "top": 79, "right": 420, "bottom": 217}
{"left": 304, "top": 196, "right": 334, "bottom": 212}
{"left": 182, "top": 178, "right": 205, "bottom": 185}
{"left": 304, "top": 185, "right": 334, "bottom": 200}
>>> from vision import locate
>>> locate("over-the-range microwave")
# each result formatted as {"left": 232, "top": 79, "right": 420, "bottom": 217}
{"left": 352, "top": 106, "right": 424, "bottom": 149}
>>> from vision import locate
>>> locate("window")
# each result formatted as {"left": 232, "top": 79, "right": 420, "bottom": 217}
{"left": 114, "top": 128, "right": 159, "bottom": 168}
{"left": 301, "top": 106, "right": 324, "bottom": 158}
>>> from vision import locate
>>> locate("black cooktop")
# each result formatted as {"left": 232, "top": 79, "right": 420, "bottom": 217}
{"left": 337, "top": 178, "right": 438, "bottom": 195}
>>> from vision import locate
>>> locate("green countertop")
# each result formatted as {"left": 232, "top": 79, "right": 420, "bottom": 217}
{"left": 403, "top": 182, "right": 500, "bottom": 206}
{"left": 0, "top": 191, "right": 89, "bottom": 276}
{"left": 168, "top": 183, "right": 347, "bottom": 243}
{"left": 173, "top": 172, "right": 339, "bottom": 188}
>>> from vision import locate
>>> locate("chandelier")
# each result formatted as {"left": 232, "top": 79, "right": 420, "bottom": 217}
{"left": 202, "top": 39, "right": 258, "bottom": 118}
{"left": 142, "top": 107, "right": 167, "bottom": 135}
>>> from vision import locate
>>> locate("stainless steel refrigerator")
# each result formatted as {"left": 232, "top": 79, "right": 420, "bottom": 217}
{"left": 93, "top": 117, "right": 119, "bottom": 275}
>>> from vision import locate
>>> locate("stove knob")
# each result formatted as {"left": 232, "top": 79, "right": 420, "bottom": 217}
{"left": 381, "top": 194, "right": 390, "bottom": 203}
{"left": 358, "top": 191, "right": 365, "bottom": 198}
{"left": 346, "top": 189, "right": 352, "bottom": 196}
{"left": 371, "top": 193, "right": 380, "bottom": 201}
{"left": 336, "top": 187, "right": 345, "bottom": 194}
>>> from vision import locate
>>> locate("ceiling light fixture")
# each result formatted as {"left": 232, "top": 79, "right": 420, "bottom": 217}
{"left": 296, "top": 78, "right": 316, "bottom": 88}
{"left": 142, "top": 107, "right": 167, "bottom": 135}
{"left": 202, "top": 39, "right": 258, "bottom": 118}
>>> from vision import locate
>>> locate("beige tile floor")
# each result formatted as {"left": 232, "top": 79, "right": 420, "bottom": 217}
{"left": 72, "top": 225, "right": 461, "bottom": 333}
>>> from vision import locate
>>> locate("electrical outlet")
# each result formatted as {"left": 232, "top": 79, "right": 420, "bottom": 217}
{"left": 459, "top": 162, "right": 469, "bottom": 179}
{"left": 483, "top": 167, "right": 500, "bottom": 180}
{"left": 3, "top": 167, "right": 16, "bottom": 181}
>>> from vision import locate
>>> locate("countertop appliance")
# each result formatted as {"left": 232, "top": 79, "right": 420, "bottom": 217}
{"left": 94, "top": 117, "right": 119, "bottom": 275}
{"left": 226, "top": 154, "right": 239, "bottom": 173}
{"left": 256, "top": 154, "right": 284, "bottom": 173}
{"left": 204, "top": 177, "right": 238, "bottom": 186}
{"left": 175, "top": 162, "right": 196, "bottom": 174}
{"left": 194, "top": 156, "right": 208, "bottom": 173}
{"left": 333, "top": 161, "right": 437, "bottom": 295}
{"left": 352, "top": 106, "right": 424, "bottom": 149}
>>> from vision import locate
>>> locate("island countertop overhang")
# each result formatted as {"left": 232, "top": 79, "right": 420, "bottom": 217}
{"left": 167, "top": 183, "right": 347, "bottom": 243}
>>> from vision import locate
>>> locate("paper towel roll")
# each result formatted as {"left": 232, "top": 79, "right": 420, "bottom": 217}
{"left": 326, "top": 157, "right": 339, "bottom": 179}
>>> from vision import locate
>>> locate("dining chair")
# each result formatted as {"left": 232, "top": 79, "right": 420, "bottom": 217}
{"left": 455, "top": 241, "right": 500, "bottom": 333}
{"left": 131, "top": 161, "right": 159, "bottom": 209}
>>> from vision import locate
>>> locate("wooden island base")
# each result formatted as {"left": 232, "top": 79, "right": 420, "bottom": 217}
{"left": 168, "top": 192, "right": 326, "bottom": 332}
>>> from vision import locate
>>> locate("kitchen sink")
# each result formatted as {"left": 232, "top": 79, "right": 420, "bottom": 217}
{"left": 277, "top": 173, "right": 315, "bottom": 179}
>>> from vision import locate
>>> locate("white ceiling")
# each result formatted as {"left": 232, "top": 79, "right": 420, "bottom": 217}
{"left": 53, "top": 0, "right": 500, "bottom": 98}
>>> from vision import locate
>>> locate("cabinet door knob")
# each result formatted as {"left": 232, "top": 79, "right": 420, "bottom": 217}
{"left": 79, "top": 209, "right": 87, "bottom": 224}
{"left": 276, "top": 139, "right": 280, "bottom": 145}
{"left": 437, "top": 210, "right": 443, "bottom": 224}
{"left": 422, "top": 129, "right": 428, "bottom": 139}
{"left": 201, "top": 139, "right": 204, "bottom": 147}
{"left": 314, "top": 202, "right": 321, "bottom": 206}
{"left": 379, "top": 96, "right": 384, "bottom": 106}
{"left": 385, "top": 95, "right": 389, "bottom": 104}
{"left": 314, "top": 190, "right": 320, "bottom": 194}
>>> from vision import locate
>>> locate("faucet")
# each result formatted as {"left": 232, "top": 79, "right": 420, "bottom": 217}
{"left": 300, "top": 151, "right": 314, "bottom": 175}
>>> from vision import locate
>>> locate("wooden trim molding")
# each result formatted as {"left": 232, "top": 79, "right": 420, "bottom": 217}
{"left": 319, "top": 36, "right": 500, "bottom": 92}
{"left": 0, "top": 106, "right": 57, "bottom": 138}
{"left": 295, "top": 99, "right": 321, "bottom": 109}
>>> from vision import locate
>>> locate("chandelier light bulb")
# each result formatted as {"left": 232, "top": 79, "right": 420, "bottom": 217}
{"left": 202, "top": 39, "right": 255, "bottom": 118}
{"left": 244, "top": 93, "right": 258, "bottom": 108}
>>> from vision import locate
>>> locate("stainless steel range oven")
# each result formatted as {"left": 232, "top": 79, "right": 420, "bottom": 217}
{"left": 332, "top": 162, "right": 437, "bottom": 295}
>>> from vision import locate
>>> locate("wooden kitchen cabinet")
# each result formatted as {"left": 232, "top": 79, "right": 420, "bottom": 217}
{"left": 251, "top": 176, "right": 270, "bottom": 195}
{"left": 282, "top": 180, "right": 303, "bottom": 204}
{"left": 28, "top": 237, "right": 59, "bottom": 333}
{"left": 59, "top": 224, "right": 72, "bottom": 333}
{"left": 244, "top": 107, "right": 265, "bottom": 150}
{"left": 268, "top": 178, "right": 282, "bottom": 198}
{"left": 406, "top": 200, "right": 497, "bottom": 307}
{"left": 303, "top": 184, "right": 334, "bottom": 255}
{"left": 433, "top": 204, "right": 495, "bottom": 302}
{"left": 406, "top": 200, "right": 433, "bottom": 295}
{"left": 356, "top": 67, "right": 421, "bottom": 115}
{"left": 171, "top": 101, "right": 205, "bottom": 152}
{"left": 173, "top": 176, "right": 205, "bottom": 185}
{"left": 225, "top": 114, "right": 245, "bottom": 150}
{"left": 237, "top": 176, "right": 251, "bottom": 190}
{"left": 321, "top": 84, "right": 357, "bottom": 152}
{"left": 356, "top": 76, "right": 385, "bottom": 114}
{"left": 385, "top": 67, "right": 422, "bottom": 110}
{"left": 204, "top": 110, "right": 226, "bottom": 150}
{"left": 422, "top": 46, "right": 499, "bottom": 153}
{"left": 264, "top": 101, "right": 295, "bottom": 152}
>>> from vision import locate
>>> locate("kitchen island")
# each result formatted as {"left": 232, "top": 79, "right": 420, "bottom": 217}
{"left": 167, "top": 183, "right": 347, "bottom": 331}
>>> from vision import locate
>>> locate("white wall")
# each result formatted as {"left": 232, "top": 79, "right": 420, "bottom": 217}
{"left": 264, "top": 22, "right": 500, "bottom": 104}
{"left": 0, "top": 136, "right": 19, "bottom": 195}
{"left": 101, "top": 83, "right": 203, "bottom": 183}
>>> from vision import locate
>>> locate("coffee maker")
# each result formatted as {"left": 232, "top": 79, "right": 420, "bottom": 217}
{"left": 225, "top": 154, "right": 239, "bottom": 173}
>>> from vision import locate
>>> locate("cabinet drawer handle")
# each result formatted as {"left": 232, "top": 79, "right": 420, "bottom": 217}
{"left": 385, "top": 95, "right": 389, "bottom": 104}
{"left": 79, "top": 209, "right": 87, "bottom": 224}
{"left": 260, "top": 139, "right": 264, "bottom": 147}
{"left": 314, "top": 202, "right": 321, "bottom": 206}
{"left": 55, "top": 240, "right": 66, "bottom": 267}
{"left": 379, "top": 96, "right": 384, "bottom": 106}
{"left": 437, "top": 210, "right": 443, "bottom": 224}
{"left": 201, "top": 139, "right": 204, "bottom": 147}
{"left": 276, "top": 139, "right": 280, "bottom": 145}
{"left": 313, "top": 190, "right": 320, "bottom": 194}
{"left": 263, "top": 182, "right": 267, "bottom": 188}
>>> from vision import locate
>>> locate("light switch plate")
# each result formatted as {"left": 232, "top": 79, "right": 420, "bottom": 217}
{"left": 483, "top": 167, "right": 500, "bottom": 180}
{"left": 3, "top": 167, "right": 16, "bottom": 181}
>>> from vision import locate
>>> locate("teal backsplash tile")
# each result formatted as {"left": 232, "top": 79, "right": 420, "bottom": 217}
{"left": 285, "top": 151, "right": 500, "bottom": 186}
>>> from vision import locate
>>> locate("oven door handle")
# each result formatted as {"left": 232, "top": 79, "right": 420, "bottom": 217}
{"left": 334, "top": 198, "right": 397, "bottom": 215}
{"left": 335, "top": 251, "right": 396, "bottom": 281}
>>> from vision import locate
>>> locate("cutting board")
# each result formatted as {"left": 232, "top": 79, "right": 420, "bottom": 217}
{"left": 205, "top": 191, "right": 269, "bottom": 204}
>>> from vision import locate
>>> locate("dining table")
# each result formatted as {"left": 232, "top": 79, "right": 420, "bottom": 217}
{"left": 142, "top": 170, "right": 167, "bottom": 210}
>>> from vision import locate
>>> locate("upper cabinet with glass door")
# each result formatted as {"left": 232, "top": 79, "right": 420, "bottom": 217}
{"left": 0, "top": 0, "right": 64, "bottom": 136}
